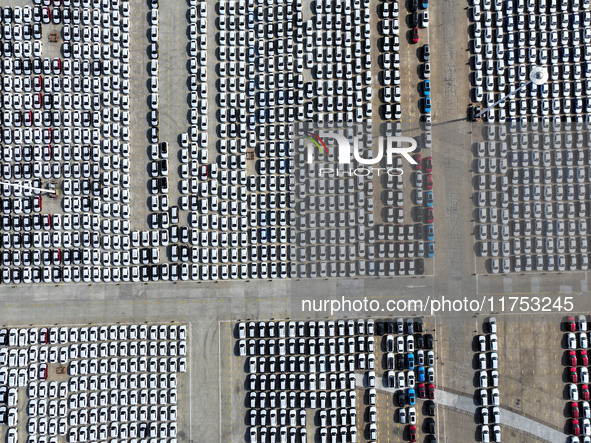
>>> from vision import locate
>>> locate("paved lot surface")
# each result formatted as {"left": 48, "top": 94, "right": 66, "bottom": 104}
{"left": 0, "top": 0, "right": 589, "bottom": 441}
{"left": 129, "top": 0, "right": 150, "bottom": 231}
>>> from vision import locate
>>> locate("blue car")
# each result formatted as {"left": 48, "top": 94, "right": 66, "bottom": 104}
{"left": 421, "top": 0, "right": 429, "bottom": 7}
{"left": 423, "top": 80, "right": 431, "bottom": 97}
{"left": 427, "top": 224, "right": 434, "bottom": 241}
{"left": 418, "top": 366, "right": 426, "bottom": 382}
{"left": 423, "top": 97, "right": 431, "bottom": 113}
{"left": 407, "top": 388, "right": 416, "bottom": 405}
{"left": 426, "top": 191, "right": 434, "bottom": 207}
{"left": 426, "top": 242, "right": 434, "bottom": 258}
{"left": 407, "top": 353, "right": 415, "bottom": 370}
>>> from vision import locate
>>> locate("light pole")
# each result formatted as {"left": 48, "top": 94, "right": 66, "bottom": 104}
{"left": 475, "top": 66, "right": 549, "bottom": 119}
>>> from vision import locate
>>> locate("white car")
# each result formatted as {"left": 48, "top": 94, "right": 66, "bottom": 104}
{"left": 149, "top": 25, "right": 158, "bottom": 42}
{"left": 568, "top": 332, "right": 578, "bottom": 349}
{"left": 421, "top": 11, "right": 429, "bottom": 27}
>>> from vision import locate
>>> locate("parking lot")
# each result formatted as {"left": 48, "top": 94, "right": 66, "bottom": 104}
{"left": 228, "top": 317, "right": 438, "bottom": 442}
{"left": 468, "top": 0, "right": 591, "bottom": 274}
{"left": 0, "top": 0, "right": 444, "bottom": 284}
{"left": 436, "top": 311, "right": 571, "bottom": 442}
{"left": 0, "top": 322, "right": 188, "bottom": 442}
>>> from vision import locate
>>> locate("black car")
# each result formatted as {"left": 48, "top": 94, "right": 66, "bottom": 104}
{"left": 426, "top": 417, "right": 435, "bottom": 434}
{"left": 426, "top": 400, "right": 435, "bottom": 416}
{"left": 426, "top": 435, "right": 437, "bottom": 443}
{"left": 387, "top": 321, "right": 395, "bottom": 333}
{"left": 396, "top": 390, "right": 406, "bottom": 407}
{"left": 425, "top": 334, "right": 434, "bottom": 349}
{"left": 416, "top": 224, "right": 424, "bottom": 239}
{"left": 410, "top": 11, "right": 419, "bottom": 27}
{"left": 409, "top": 0, "right": 418, "bottom": 11}
{"left": 417, "top": 259, "right": 425, "bottom": 275}
{"left": 415, "top": 334, "right": 424, "bottom": 349}
{"left": 388, "top": 372, "right": 395, "bottom": 388}
{"left": 387, "top": 353, "right": 395, "bottom": 369}
{"left": 416, "top": 319, "right": 424, "bottom": 333}
{"left": 159, "top": 141, "right": 168, "bottom": 156}
{"left": 396, "top": 354, "right": 405, "bottom": 370}
{"left": 386, "top": 336, "right": 394, "bottom": 352}
{"left": 376, "top": 322, "right": 385, "bottom": 336}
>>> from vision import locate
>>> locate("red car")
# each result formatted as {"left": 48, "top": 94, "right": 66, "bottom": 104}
{"left": 418, "top": 383, "right": 426, "bottom": 398}
{"left": 582, "top": 384, "right": 590, "bottom": 401}
{"left": 24, "top": 110, "right": 32, "bottom": 126}
{"left": 414, "top": 153, "right": 422, "bottom": 170}
{"left": 568, "top": 316, "right": 577, "bottom": 332}
{"left": 412, "top": 27, "right": 419, "bottom": 43}
{"left": 573, "top": 401, "right": 581, "bottom": 418}
{"left": 573, "top": 418, "right": 581, "bottom": 436}
{"left": 426, "top": 209, "right": 434, "bottom": 224}
{"left": 423, "top": 157, "right": 433, "bottom": 173}
{"left": 428, "top": 383, "right": 435, "bottom": 399}
{"left": 39, "top": 328, "right": 48, "bottom": 344}
{"left": 426, "top": 173, "right": 433, "bottom": 189}
{"left": 409, "top": 425, "right": 417, "bottom": 442}
{"left": 571, "top": 367, "right": 579, "bottom": 383}
{"left": 570, "top": 350, "right": 578, "bottom": 366}
{"left": 38, "top": 364, "right": 47, "bottom": 380}
{"left": 581, "top": 350, "right": 589, "bottom": 366}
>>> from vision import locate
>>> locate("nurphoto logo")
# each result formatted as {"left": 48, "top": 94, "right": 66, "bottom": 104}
{"left": 301, "top": 130, "right": 418, "bottom": 177}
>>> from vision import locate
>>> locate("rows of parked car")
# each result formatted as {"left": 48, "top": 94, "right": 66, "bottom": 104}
{"left": 378, "top": 0, "right": 402, "bottom": 121}
{"left": 0, "top": 0, "right": 175, "bottom": 285}
{"left": 469, "top": 0, "right": 591, "bottom": 124}
{"left": 5, "top": 0, "right": 440, "bottom": 283}
{"left": 238, "top": 320, "right": 373, "bottom": 443}
{"left": 566, "top": 315, "right": 591, "bottom": 442}
{"left": 476, "top": 318, "right": 501, "bottom": 443}
{"left": 291, "top": 121, "right": 435, "bottom": 277}
{"left": 474, "top": 124, "right": 591, "bottom": 274}
{"left": 146, "top": 0, "right": 176, "bottom": 238}
{"left": 0, "top": 322, "right": 186, "bottom": 443}
{"left": 168, "top": 0, "right": 297, "bottom": 279}
{"left": 376, "top": 317, "right": 436, "bottom": 443}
